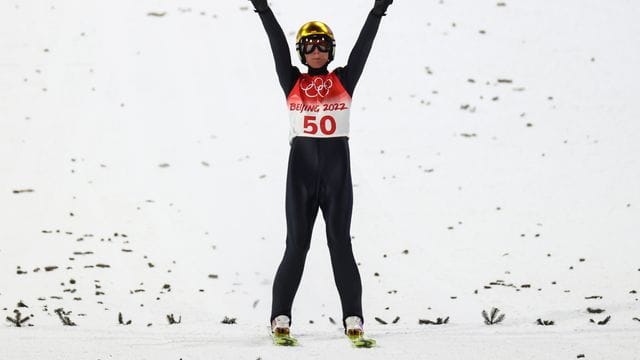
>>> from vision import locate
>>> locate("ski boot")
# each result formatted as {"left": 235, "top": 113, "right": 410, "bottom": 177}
{"left": 271, "top": 315, "right": 298, "bottom": 346}
{"left": 345, "top": 316, "right": 376, "bottom": 348}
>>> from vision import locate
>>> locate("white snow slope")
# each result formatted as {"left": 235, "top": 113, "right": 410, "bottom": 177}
{"left": 1, "top": 0, "right": 639, "bottom": 359}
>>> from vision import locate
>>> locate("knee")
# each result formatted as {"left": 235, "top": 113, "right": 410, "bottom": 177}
{"left": 327, "top": 235, "right": 352, "bottom": 253}
{"left": 286, "top": 235, "right": 311, "bottom": 254}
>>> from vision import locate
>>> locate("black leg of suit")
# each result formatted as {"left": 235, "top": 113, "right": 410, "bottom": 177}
{"left": 270, "top": 137, "right": 363, "bottom": 327}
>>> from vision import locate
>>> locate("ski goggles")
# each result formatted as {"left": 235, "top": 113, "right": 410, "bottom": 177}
{"left": 301, "top": 37, "right": 333, "bottom": 54}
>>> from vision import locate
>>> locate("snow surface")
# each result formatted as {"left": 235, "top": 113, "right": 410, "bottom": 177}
{"left": 1, "top": 0, "right": 640, "bottom": 359}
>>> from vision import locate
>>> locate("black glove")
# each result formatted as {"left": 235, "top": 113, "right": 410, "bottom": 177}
{"left": 372, "top": 0, "right": 393, "bottom": 16}
{"left": 249, "top": 0, "right": 269, "bottom": 13}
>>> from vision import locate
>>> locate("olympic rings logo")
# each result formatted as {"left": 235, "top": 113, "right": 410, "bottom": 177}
{"left": 300, "top": 77, "right": 333, "bottom": 98}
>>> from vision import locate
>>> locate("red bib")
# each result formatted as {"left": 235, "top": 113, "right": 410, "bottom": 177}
{"left": 287, "top": 72, "right": 352, "bottom": 142}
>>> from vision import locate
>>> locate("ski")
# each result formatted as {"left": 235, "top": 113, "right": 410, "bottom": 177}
{"left": 273, "top": 333, "right": 298, "bottom": 346}
{"left": 347, "top": 333, "right": 376, "bottom": 348}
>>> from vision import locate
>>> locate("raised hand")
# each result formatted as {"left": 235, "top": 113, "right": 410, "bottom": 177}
{"left": 372, "top": 0, "right": 393, "bottom": 16}
{"left": 250, "top": 0, "right": 269, "bottom": 13}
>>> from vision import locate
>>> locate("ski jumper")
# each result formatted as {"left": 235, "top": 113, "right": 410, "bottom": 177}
{"left": 255, "top": 7, "right": 383, "bottom": 329}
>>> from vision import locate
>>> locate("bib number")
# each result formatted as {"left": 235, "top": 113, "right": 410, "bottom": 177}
{"left": 303, "top": 115, "right": 336, "bottom": 135}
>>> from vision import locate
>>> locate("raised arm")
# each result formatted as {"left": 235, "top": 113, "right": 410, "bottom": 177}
{"left": 250, "top": 0, "right": 300, "bottom": 96}
{"left": 336, "top": 0, "right": 393, "bottom": 96}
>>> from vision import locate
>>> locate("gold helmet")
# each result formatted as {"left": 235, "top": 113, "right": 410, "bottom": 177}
{"left": 295, "top": 21, "right": 336, "bottom": 64}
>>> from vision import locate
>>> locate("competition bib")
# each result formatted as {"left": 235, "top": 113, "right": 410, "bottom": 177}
{"left": 287, "top": 72, "right": 352, "bottom": 142}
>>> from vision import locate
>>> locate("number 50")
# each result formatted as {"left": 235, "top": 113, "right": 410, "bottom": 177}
{"left": 303, "top": 115, "right": 336, "bottom": 135}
